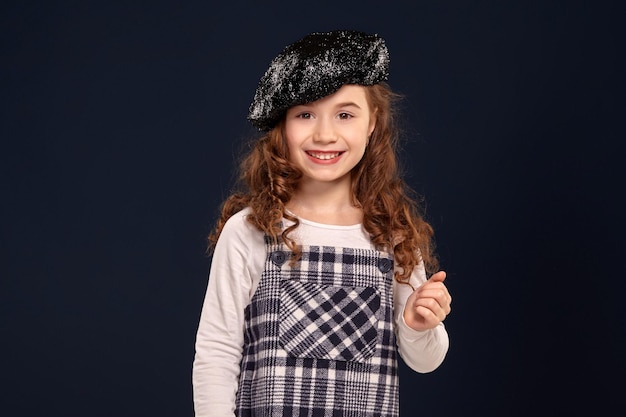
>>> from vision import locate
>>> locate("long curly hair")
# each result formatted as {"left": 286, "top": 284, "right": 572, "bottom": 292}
{"left": 207, "top": 82, "right": 438, "bottom": 283}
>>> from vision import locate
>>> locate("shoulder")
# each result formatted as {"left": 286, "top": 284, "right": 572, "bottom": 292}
{"left": 217, "top": 207, "right": 264, "bottom": 251}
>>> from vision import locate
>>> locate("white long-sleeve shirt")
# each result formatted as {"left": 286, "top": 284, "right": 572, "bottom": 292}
{"left": 192, "top": 207, "right": 449, "bottom": 417}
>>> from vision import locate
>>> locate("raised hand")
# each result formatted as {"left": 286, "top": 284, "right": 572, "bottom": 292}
{"left": 403, "top": 271, "right": 452, "bottom": 331}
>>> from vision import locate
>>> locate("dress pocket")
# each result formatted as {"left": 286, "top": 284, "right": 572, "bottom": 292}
{"left": 279, "top": 280, "right": 381, "bottom": 362}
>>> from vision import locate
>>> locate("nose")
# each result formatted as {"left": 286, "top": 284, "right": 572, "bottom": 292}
{"left": 312, "top": 117, "right": 337, "bottom": 143}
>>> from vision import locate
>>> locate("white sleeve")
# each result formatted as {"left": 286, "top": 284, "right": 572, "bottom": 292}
{"left": 192, "top": 211, "right": 264, "bottom": 417}
{"left": 393, "top": 262, "right": 450, "bottom": 373}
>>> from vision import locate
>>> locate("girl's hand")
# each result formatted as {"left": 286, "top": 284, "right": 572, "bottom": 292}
{"left": 403, "top": 271, "right": 452, "bottom": 331}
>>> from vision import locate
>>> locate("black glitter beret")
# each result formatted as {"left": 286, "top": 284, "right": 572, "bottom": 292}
{"left": 248, "top": 30, "right": 390, "bottom": 131}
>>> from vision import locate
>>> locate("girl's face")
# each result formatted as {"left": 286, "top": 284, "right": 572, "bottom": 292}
{"left": 284, "top": 85, "right": 376, "bottom": 188}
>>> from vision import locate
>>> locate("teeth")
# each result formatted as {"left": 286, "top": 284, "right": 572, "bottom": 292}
{"left": 307, "top": 152, "right": 340, "bottom": 160}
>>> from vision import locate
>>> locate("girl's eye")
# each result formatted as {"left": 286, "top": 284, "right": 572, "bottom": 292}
{"left": 297, "top": 112, "right": 312, "bottom": 119}
{"left": 338, "top": 112, "right": 352, "bottom": 120}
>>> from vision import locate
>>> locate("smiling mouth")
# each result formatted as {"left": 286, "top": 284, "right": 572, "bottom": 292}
{"left": 306, "top": 151, "right": 343, "bottom": 160}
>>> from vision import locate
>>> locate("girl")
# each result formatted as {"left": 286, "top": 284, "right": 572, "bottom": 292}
{"left": 193, "top": 30, "right": 452, "bottom": 417}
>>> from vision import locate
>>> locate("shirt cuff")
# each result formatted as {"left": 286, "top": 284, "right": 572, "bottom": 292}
{"left": 397, "top": 311, "right": 434, "bottom": 342}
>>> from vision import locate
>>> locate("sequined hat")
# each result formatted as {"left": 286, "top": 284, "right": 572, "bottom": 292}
{"left": 248, "top": 30, "right": 390, "bottom": 131}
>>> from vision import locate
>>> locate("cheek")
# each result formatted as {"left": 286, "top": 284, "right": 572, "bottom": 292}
{"left": 368, "top": 117, "right": 376, "bottom": 137}
{"left": 350, "top": 136, "right": 368, "bottom": 163}
{"left": 357, "top": 143, "right": 368, "bottom": 161}
{"left": 284, "top": 122, "right": 310, "bottom": 159}
{"left": 284, "top": 123, "right": 300, "bottom": 147}
{"left": 284, "top": 134, "right": 299, "bottom": 163}
{"left": 356, "top": 128, "right": 371, "bottom": 152}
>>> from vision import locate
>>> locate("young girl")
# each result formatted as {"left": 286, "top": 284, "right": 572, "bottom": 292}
{"left": 193, "top": 30, "right": 452, "bottom": 417}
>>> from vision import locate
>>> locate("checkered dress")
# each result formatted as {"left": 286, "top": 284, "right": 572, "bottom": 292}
{"left": 235, "top": 238, "right": 399, "bottom": 417}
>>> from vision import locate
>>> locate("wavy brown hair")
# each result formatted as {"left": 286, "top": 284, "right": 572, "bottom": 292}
{"left": 207, "top": 82, "right": 438, "bottom": 283}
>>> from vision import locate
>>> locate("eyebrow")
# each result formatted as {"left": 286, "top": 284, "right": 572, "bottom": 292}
{"left": 291, "top": 101, "right": 362, "bottom": 111}
{"left": 334, "top": 102, "right": 362, "bottom": 109}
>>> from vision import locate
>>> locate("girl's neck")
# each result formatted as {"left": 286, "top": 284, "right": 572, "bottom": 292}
{"left": 286, "top": 180, "right": 363, "bottom": 226}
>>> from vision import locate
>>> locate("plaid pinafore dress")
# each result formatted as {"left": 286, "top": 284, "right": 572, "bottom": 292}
{"left": 235, "top": 236, "right": 399, "bottom": 417}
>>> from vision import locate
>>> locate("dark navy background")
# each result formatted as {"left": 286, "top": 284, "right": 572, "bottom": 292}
{"left": 2, "top": 1, "right": 623, "bottom": 416}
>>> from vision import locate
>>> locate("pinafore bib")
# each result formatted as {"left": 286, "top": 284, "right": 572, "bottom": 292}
{"left": 235, "top": 237, "right": 399, "bottom": 417}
